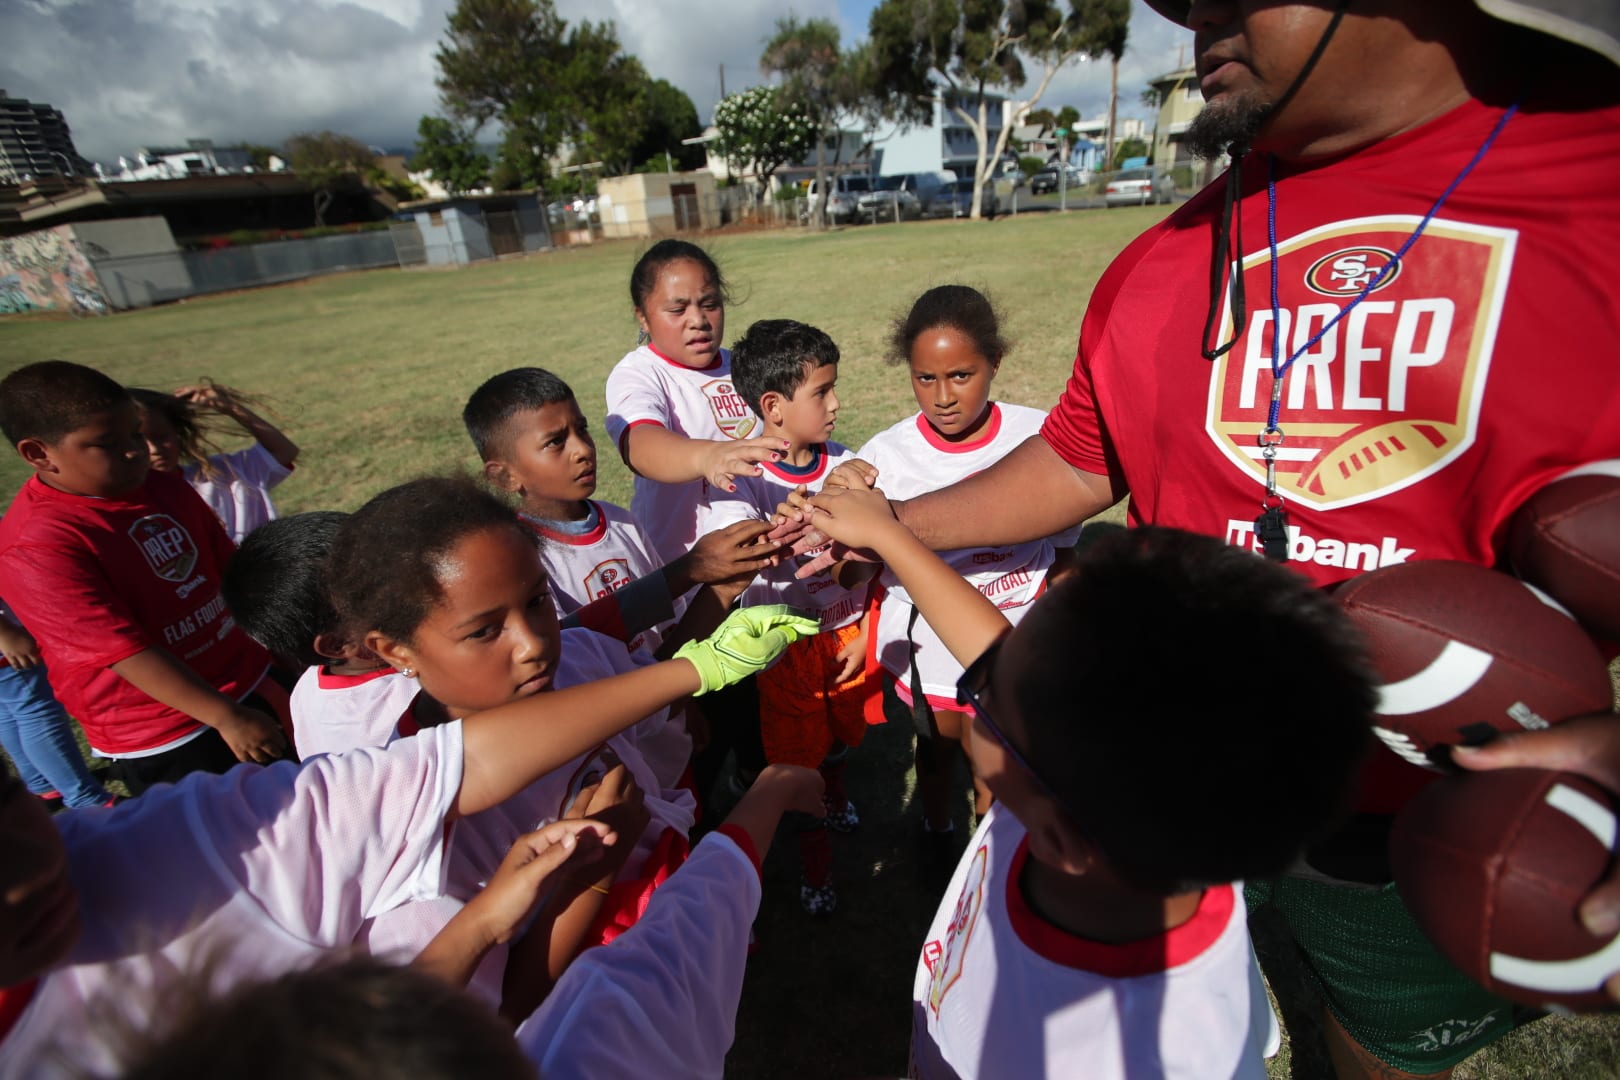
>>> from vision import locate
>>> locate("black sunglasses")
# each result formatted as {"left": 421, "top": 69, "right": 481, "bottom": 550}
{"left": 956, "top": 633, "right": 1078, "bottom": 820}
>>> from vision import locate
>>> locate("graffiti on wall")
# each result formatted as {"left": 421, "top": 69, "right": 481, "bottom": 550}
{"left": 0, "top": 226, "right": 108, "bottom": 316}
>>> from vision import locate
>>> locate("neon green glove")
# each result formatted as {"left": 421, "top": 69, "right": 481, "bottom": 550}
{"left": 674, "top": 604, "right": 820, "bottom": 695}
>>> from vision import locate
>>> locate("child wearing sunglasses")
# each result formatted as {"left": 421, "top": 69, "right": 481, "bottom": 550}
{"left": 801, "top": 486, "right": 1375, "bottom": 1080}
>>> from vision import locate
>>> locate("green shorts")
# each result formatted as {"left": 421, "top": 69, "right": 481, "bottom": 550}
{"left": 1247, "top": 874, "right": 1518, "bottom": 1073}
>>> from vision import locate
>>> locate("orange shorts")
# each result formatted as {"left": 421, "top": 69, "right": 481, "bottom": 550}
{"left": 757, "top": 622, "right": 875, "bottom": 769}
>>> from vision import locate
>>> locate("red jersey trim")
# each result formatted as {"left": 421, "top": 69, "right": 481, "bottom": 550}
{"left": 1004, "top": 836, "right": 1235, "bottom": 977}
{"left": 760, "top": 445, "right": 831, "bottom": 484}
{"left": 715, "top": 824, "right": 763, "bottom": 881}
{"left": 523, "top": 503, "right": 610, "bottom": 547}
{"left": 0, "top": 978, "right": 37, "bottom": 1048}
{"left": 647, "top": 344, "right": 724, "bottom": 373}
{"left": 915, "top": 403, "right": 1004, "bottom": 454}
{"left": 316, "top": 665, "right": 398, "bottom": 691}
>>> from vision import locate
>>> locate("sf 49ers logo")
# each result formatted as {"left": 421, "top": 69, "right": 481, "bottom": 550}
{"left": 701, "top": 377, "right": 759, "bottom": 440}
{"left": 582, "top": 558, "right": 633, "bottom": 602}
{"left": 926, "top": 845, "right": 988, "bottom": 1016}
{"left": 1206, "top": 216, "right": 1517, "bottom": 510}
{"left": 129, "top": 514, "right": 198, "bottom": 583}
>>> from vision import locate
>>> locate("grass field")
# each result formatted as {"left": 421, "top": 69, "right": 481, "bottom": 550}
{"left": 4, "top": 210, "right": 1619, "bottom": 1078}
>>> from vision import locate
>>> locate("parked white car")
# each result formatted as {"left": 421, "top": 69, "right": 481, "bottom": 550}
{"left": 1103, "top": 167, "right": 1177, "bottom": 207}
{"left": 803, "top": 175, "right": 873, "bottom": 224}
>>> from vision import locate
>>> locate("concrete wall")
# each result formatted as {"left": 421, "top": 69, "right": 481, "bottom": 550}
{"left": 73, "top": 217, "right": 192, "bottom": 310}
{"left": 0, "top": 224, "right": 108, "bottom": 315}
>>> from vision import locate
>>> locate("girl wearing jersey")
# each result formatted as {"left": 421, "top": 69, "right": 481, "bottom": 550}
{"left": 851, "top": 287, "right": 1078, "bottom": 851}
{"left": 132, "top": 381, "right": 299, "bottom": 544}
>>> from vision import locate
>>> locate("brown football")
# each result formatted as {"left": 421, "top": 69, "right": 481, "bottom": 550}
{"left": 1510, "top": 464, "right": 1620, "bottom": 642}
{"left": 1391, "top": 767, "right": 1620, "bottom": 1011}
{"left": 1336, "top": 561, "right": 1612, "bottom": 769}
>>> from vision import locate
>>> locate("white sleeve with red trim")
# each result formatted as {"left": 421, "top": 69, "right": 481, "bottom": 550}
{"left": 604, "top": 348, "right": 678, "bottom": 447}
{"left": 515, "top": 829, "right": 761, "bottom": 1079}
{"left": 288, "top": 665, "right": 421, "bottom": 758}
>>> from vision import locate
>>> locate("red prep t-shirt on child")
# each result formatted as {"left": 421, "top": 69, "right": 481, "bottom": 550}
{"left": 0, "top": 471, "right": 270, "bottom": 756}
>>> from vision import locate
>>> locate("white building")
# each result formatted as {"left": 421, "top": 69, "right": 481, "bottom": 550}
{"left": 870, "top": 90, "right": 1019, "bottom": 178}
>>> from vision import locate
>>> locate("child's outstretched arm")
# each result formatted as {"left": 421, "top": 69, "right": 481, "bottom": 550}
{"left": 178, "top": 383, "right": 300, "bottom": 469}
{"left": 806, "top": 486, "right": 1010, "bottom": 669}
{"left": 619, "top": 424, "right": 789, "bottom": 493}
{"left": 457, "top": 605, "right": 818, "bottom": 818}
{"left": 515, "top": 765, "right": 823, "bottom": 1066}
{"left": 413, "top": 819, "right": 615, "bottom": 991}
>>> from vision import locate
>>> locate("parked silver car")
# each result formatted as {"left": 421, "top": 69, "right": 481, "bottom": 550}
{"left": 803, "top": 175, "right": 874, "bottom": 224}
{"left": 1103, "top": 167, "right": 1177, "bottom": 207}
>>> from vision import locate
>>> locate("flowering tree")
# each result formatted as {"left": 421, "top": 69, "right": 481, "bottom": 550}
{"left": 712, "top": 85, "right": 816, "bottom": 206}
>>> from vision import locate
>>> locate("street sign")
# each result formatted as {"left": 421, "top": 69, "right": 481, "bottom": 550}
{"left": 1053, "top": 128, "right": 1069, "bottom": 136}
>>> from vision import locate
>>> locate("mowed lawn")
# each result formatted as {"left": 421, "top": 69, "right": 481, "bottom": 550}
{"left": 4, "top": 210, "right": 1619, "bottom": 1079}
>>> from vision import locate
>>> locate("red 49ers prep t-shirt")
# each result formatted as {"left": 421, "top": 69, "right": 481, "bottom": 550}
{"left": 0, "top": 471, "right": 270, "bottom": 755}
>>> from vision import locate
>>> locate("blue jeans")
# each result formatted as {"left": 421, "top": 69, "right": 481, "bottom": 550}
{"left": 0, "top": 662, "right": 109, "bottom": 807}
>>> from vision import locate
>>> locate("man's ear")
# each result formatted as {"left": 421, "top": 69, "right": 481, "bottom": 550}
{"left": 483, "top": 458, "right": 521, "bottom": 494}
{"left": 17, "top": 437, "right": 54, "bottom": 473}
{"left": 366, "top": 630, "right": 415, "bottom": 675}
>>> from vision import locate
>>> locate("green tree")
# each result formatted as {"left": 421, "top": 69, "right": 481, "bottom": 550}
{"left": 284, "top": 131, "right": 376, "bottom": 225}
{"left": 629, "top": 79, "right": 704, "bottom": 171}
{"left": 867, "top": 0, "right": 1095, "bottom": 220}
{"left": 1072, "top": 0, "right": 1131, "bottom": 174}
{"left": 711, "top": 85, "right": 817, "bottom": 207}
{"left": 556, "top": 20, "right": 652, "bottom": 175}
{"left": 435, "top": 0, "right": 570, "bottom": 187}
{"left": 413, "top": 116, "right": 492, "bottom": 193}
{"left": 762, "top": 16, "right": 845, "bottom": 229}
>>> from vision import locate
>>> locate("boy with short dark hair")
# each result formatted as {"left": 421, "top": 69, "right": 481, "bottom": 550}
{"left": 701, "top": 319, "right": 879, "bottom": 913}
{"left": 0, "top": 360, "right": 290, "bottom": 793}
{"left": 801, "top": 488, "right": 1375, "bottom": 1078}
{"left": 223, "top": 512, "right": 428, "bottom": 759}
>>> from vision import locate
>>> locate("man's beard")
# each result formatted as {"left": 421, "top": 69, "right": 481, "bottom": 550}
{"left": 1188, "top": 96, "right": 1273, "bottom": 159}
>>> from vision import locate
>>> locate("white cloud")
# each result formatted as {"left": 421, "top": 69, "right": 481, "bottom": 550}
{"left": 0, "top": 0, "right": 1189, "bottom": 164}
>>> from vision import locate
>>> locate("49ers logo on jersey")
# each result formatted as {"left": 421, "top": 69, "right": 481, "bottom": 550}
{"left": 129, "top": 514, "right": 198, "bottom": 582}
{"left": 926, "top": 845, "right": 988, "bottom": 1016}
{"left": 582, "top": 558, "right": 634, "bottom": 602}
{"left": 1206, "top": 216, "right": 1516, "bottom": 510}
{"left": 701, "top": 377, "right": 758, "bottom": 440}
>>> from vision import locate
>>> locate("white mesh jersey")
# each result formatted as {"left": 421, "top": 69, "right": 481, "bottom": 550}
{"left": 524, "top": 500, "right": 677, "bottom": 657}
{"left": 289, "top": 665, "right": 420, "bottom": 760}
{"left": 605, "top": 344, "right": 756, "bottom": 562}
{"left": 518, "top": 829, "right": 762, "bottom": 1079}
{"left": 698, "top": 441, "right": 866, "bottom": 633}
{"left": 859, "top": 404, "right": 1080, "bottom": 709}
{"left": 184, "top": 442, "right": 293, "bottom": 545}
{"left": 361, "top": 628, "right": 696, "bottom": 1005}
{"left": 911, "top": 805, "right": 1273, "bottom": 1080}
{"left": 0, "top": 724, "right": 464, "bottom": 1079}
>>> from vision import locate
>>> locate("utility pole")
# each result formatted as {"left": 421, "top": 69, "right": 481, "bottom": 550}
{"left": 719, "top": 64, "right": 726, "bottom": 100}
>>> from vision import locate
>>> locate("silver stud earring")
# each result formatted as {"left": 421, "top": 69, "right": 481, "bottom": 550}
{"left": 401, "top": 667, "right": 416, "bottom": 679}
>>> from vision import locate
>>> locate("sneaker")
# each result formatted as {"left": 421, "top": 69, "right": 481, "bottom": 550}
{"left": 799, "top": 877, "right": 838, "bottom": 916}
{"left": 822, "top": 796, "right": 860, "bottom": 833}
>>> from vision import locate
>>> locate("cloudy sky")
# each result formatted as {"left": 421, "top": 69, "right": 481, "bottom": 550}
{"left": 0, "top": 0, "right": 1194, "bottom": 165}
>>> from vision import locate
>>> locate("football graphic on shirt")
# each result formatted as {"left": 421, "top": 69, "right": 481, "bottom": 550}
{"left": 701, "top": 377, "right": 755, "bottom": 440}
{"left": 1205, "top": 217, "right": 1518, "bottom": 511}
{"left": 1336, "top": 560, "right": 1612, "bottom": 768}
{"left": 128, "top": 513, "right": 199, "bottom": 583}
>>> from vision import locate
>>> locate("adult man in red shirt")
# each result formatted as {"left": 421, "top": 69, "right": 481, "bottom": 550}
{"left": 786, "top": 2, "right": 1620, "bottom": 1076}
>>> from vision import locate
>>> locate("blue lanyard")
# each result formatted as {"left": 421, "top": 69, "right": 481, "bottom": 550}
{"left": 1255, "top": 102, "right": 1520, "bottom": 508}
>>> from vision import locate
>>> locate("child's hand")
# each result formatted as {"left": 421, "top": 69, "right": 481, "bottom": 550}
{"left": 468, "top": 820, "right": 616, "bottom": 947}
{"left": 0, "top": 621, "right": 41, "bottom": 669}
{"left": 566, "top": 759, "right": 652, "bottom": 859}
{"left": 824, "top": 459, "right": 879, "bottom": 491}
{"left": 686, "top": 520, "right": 786, "bottom": 586}
{"left": 834, "top": 625, "right": 867, "bottom": 684}
{"left": 215, "top": 703, "right": 290, "bottom": 765}
{"left": 673, "top": 604, "right": 820, "bottom": 695}
{"left": 804, "top": 486, "right": 902, "bottom": 554}
{"left": 700, "top": 436, "right": 790, "bottom": 493}
{"left": 174, "top": 383, "right": 240, "bottom": 417}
